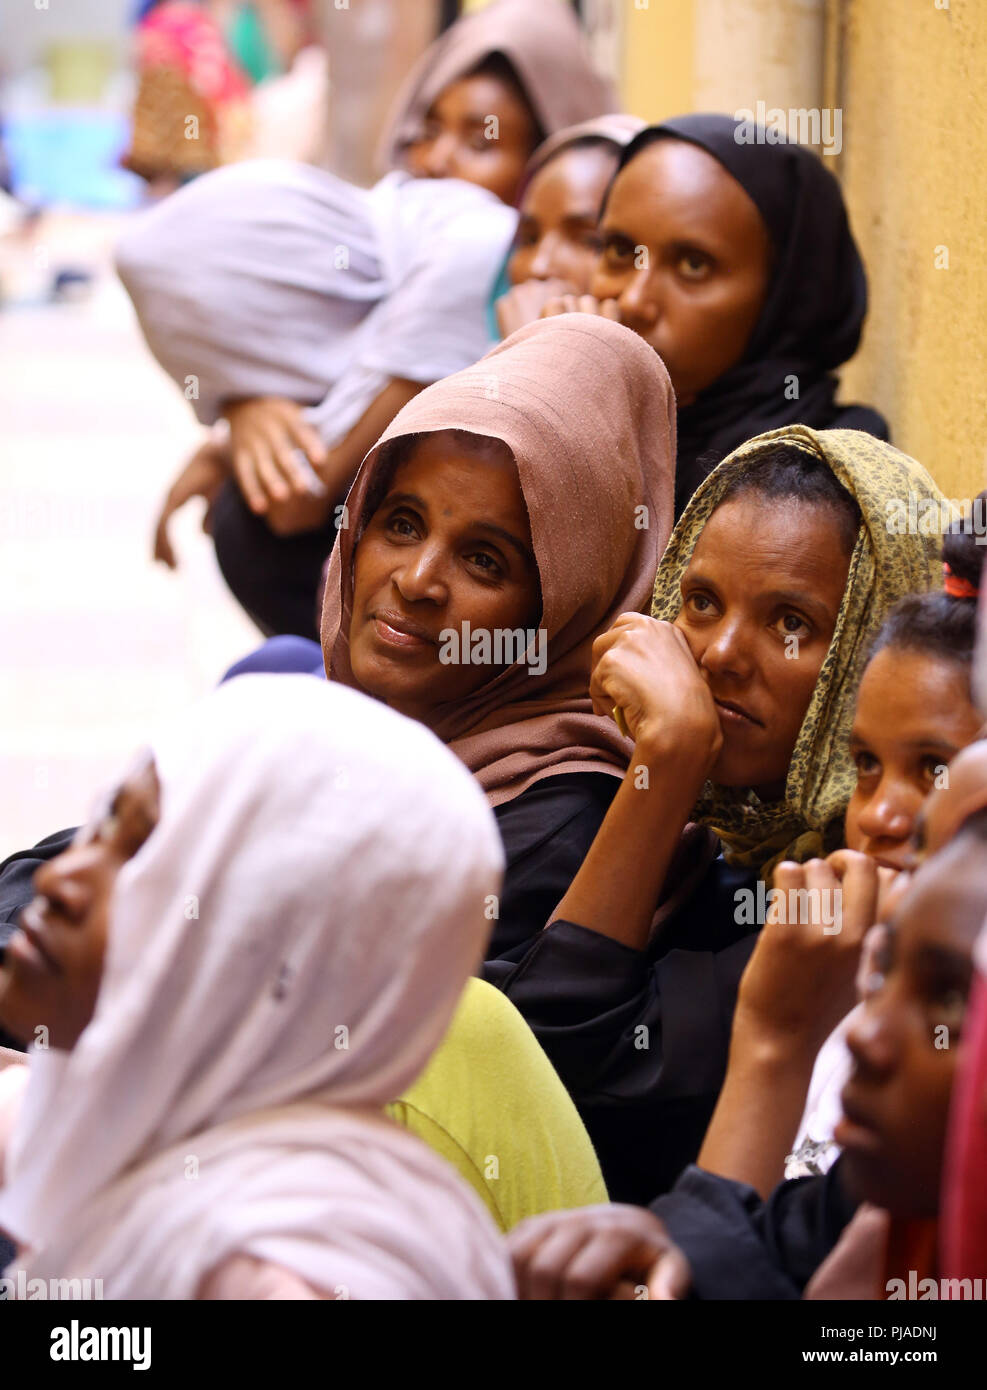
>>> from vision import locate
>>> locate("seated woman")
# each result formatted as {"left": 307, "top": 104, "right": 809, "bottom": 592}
{"left": 492, "top": 114, "right": 645, "bottom": 338}
{"left": 542, "top": 114, "right": 889, "bottom": 516}
{"left": 0, "top": 675, "right": 515, "bottom": 1298}
{"left": 694, "top": 501, "right": 987, "bottom": 1198}
{"left": 117, "top": 157, "right": 517, "bottom": 638}
{"left": 223, "top": 111, "right": 645, "bottom": 666}
{"left": 487, "top": 427, "right": 944, "bottom": 1205}
{"left": 0, "top": 316, "right": 676, "bottom": 993}
{"left": 508, "top": 791, "right": 987, "bottom": 1299}
{"left": 383, "top": 0, "right": 615, "bottom": 205}
{"left": 126, "top": 0, "right": 615, "bottom": 639}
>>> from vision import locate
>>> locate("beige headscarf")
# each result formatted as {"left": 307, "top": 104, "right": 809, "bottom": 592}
{"left": 378, "top": 0, "right": 618, "bottom": 178}
{"left": 522, "top": 113, "right": 647, "bottom": 185}
{"left": 652, "top": 426, "right": 946, "bottom": 878}
{"left": 322, "top": 313, "right": 676, "bottom": 807}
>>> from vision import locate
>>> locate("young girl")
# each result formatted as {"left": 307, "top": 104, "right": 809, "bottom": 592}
{"left": 698, "top": 539, "right": 985, "bottom": 1199}
{"left": 381, "top": 0, "right": 616, "bottom": 206}
{"left": 493, "top": 114, "right": 645, "bottom": 339}
{"left": 508, "top": 797, "right": 987, "bottom": 1299}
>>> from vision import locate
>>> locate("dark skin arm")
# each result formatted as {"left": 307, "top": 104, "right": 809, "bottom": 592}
{"left": 697, "top": 851, "right": 891, "bottom": 1197}
{"left": 550, "top": 613, "right": 722, "bottom": 949}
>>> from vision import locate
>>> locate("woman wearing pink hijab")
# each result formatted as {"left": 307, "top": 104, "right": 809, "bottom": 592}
{"left": 0, "top": 676, "right": 513, "bottom": 1299}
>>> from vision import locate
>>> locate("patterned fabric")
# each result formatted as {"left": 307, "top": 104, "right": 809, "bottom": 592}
{"left": 652, "top": 425, "right": 946, "bottom": 877}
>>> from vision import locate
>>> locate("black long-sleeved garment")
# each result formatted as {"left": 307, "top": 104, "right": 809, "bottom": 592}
{"left": 489, "top": 771, "right": 620, "bottom": 958}
{"left": 0, "top": 771, "right": 620, "bottom": 1030}
{"left": 486, "top": 855, "right": 761, "bottom": 1204}
{"left": 652, "top": 1160, "right": 859, "bottom": 1300}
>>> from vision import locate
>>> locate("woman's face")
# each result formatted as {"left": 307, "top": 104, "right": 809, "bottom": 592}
{"left": 591, "top": 139, "right": 773, "bottom": 405}
{"left": 838, "top": 830, "right": 985, "bottom": 1216}
{"left": 673, "top": 496, "right": 851, "bottom": 797}
{"left": 507, "top": 144, "right": 616, "bottom": 289}
{"left": 845, "top": 648, "right": 983, "bottom": 872}
{"left": 348, "top": 432, "right": 540, "bottom": 725}
{"left": 0, "top": 758, "right": 160, "bottom": 1049}
{"left": 404, "top": 71, "right": 538, "bottom": 206}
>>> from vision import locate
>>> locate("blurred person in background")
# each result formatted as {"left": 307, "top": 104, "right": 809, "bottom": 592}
{"left": 122, "top": 0, "right": 314, "bottom": 193}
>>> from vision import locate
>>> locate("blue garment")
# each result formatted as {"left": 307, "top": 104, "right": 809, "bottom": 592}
{"left": 221, "top": 636, "right": 324, "bottom": 683}
{"left": 485, "top": 251, "right": 513, "bottom": 340}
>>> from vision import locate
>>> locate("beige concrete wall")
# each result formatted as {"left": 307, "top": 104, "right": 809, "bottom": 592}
{"left": 318, "top": 0, "right": 439, "bottom": 184}
{"left": 834, "top": 0, "right": 987, "bottom": 500}
{"left": 622, "top": 0, "right": 825, "bottom": 127}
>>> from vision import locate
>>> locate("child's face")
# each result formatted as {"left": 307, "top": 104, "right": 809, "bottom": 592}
{"left": 845, "top": 647, "right": 981, "bottom": 872}
{"left": 404, "top": 72, "right": 538, "bottom": 206}
{"left": 837, "top": 829, "right": 986, "bottom": 1216}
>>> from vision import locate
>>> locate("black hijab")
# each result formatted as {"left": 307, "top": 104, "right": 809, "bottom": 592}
{"left": 613, "top": 114, "right": 889, "bottom": 516}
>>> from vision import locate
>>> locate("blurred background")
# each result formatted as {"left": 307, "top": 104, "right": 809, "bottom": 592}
{"left": 0, "top": 0, "right": 985, "bottom": 854}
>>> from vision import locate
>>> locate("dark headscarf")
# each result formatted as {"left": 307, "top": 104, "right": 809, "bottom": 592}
{"left": 614, "top": 114, "right": 889, "bottom": 516}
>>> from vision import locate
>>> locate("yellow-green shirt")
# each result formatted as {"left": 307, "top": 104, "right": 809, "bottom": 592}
{"left": 387, "top": 978, "right": 607, "bottom": 1233}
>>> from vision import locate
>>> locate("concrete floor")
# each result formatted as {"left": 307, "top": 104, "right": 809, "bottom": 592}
{"left": 0, "top": 211, "right": 257, "bottom": 858}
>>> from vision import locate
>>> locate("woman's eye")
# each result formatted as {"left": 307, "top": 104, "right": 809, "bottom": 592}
{"left": 677, "top": 251, "right": 711, "bottom": 281}
{"left": 775, "top": 612, "right": 810, "bottom": 639}
{"left": 466, "top": 551, "right": 502, "bottom": 578}
{"left": 930, "top": 991, "right": 966, "bottom": 1041}
{"left": 920, "top": 755, "right": 946, "bottom": 786}
{"left": 469, "top": 134, "right": 491, "bottom": 153}
{"left": 386, "top": 514, "right": 419, "bottom": 540}
{"left": 853, "top": 750, "right": 880, "bottom": 777}
{"left": 579, "top": 231, "right": 604, "bottom": 253}
{"left": 603, "top": 238, "right": 634, "bottom": 266}
{"left": 685, "top": 592, "right": 716, "bottom": 616}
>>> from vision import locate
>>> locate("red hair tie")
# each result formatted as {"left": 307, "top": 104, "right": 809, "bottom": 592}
{"left": 943, "top": 563, "right": 980, "bottom": 600}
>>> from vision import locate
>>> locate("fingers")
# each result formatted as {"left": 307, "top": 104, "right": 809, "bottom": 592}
{"left": 509, "top": 1208, "right": 672, "bottom": 1301}
{"left": 822, "top": 851, "right": 880, "bottom": 940}
{"left": 152, "top": 509, "right": 176, "bottom": 569}
{"left": 599, "top": 297, "right": 622, "bottom": 321}
{"left": 283, "top": 413, "right": 327, "bottom": 469}
{"left": 227, "top": 400, "right": 327, "bottom": 512}
{"left": 561, "top": 1232, "right": 668, "bottom": 1301}
{"left": 766, "top": 860, "right": 805, "bottom": 926}
{"left": 647, "top": 1245, "right": 692, "bottom": 1301}
{"left": 538, "top": 293, "right": 585, "bottom": 319}
{"left": 514, "top": 1223, "right": 601, "bottom": 1301}
{"left": 231, "top": 444, "right": 270, "bottom": 515}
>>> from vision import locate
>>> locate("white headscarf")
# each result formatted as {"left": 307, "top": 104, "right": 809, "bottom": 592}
{"left": 0, "top": 676, "right": 512, "bottom": 1299}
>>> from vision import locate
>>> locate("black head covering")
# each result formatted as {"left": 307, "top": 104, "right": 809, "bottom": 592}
{"left": 613, "top": 113, "right": 889, "bottom": 515}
